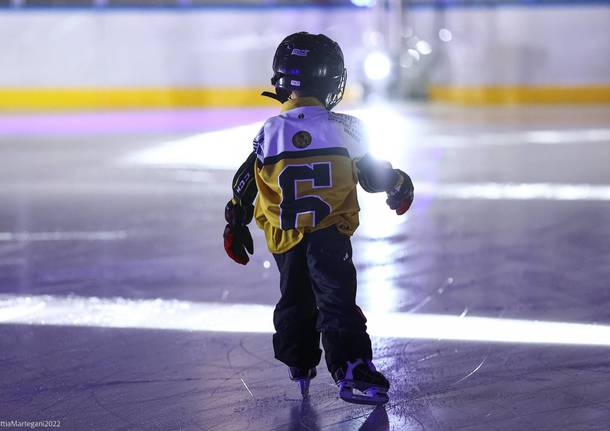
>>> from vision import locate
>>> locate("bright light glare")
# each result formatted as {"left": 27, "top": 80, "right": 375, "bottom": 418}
{"left": 358, "top": 192, "right": 406, "bottom": 238}
{"left": 124, "top": 122, "right": 263, "bottom": 170}
{"left": 0, "top": 295, "right": 273, "bottom": 334}
{"left": 415, "top": 40, "right": 432, "bottom": 55}
{"left": 367, "top": 312, "right": 610, "bottom": 346}
{"left": 2, "top": 294, "right": 610, "bottom": 347}
{"left": 364, "top": 51, "right": 392, "bottom": 81}
{"left": 416, "top": 182, "right": 610, "bottom": 201}
{"left": 351, "top": 0, "right": 375, "bottom": 6}
{"left": 347, "top": 107, "right": 415, "bottom": 161}
{"left": 0, "top": 231, "right": 127, "bottom": 242}
{"left": 423, "top": 128, "right": 610, "bottom": 148}
{"left": 439, "top": 28, "right": 453, "bottom": 42}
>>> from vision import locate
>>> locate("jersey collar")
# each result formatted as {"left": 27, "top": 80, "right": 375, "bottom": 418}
{"left": 281, "top": 97, "right": 325, "bottom": 113}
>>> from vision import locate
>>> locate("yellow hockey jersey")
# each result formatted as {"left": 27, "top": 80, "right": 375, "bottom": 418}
{"left": 253, "top": 98, "right": 368, "bottom": 254}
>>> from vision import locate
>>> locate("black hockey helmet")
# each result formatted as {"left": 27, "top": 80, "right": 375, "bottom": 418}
{"left": 262, "top": 32, "right": 347, "bottom": 110}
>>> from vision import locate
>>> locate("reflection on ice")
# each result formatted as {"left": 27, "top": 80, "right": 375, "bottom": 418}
{"left": 3, "top": 294, "right": 610, "bottom": 347}
{"left": 358, "top": 264, "right": 401, "bottom": 314}
{"left": 0, "top": 231, "right": 127, "bottom": 242}
{"left": 358, "top": 192, "right": 408, "bottom": 238}
{"left": 356, "top": 193, "right": 411, "bottom": 314}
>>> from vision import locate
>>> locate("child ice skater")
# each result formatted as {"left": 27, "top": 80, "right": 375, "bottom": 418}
{"left": 223, "top": 32, "right": 414, "bottom": 405}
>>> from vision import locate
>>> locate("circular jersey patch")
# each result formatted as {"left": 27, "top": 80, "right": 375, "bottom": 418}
{"left": 292, "top": 131, "right": 312, "bottom": 149}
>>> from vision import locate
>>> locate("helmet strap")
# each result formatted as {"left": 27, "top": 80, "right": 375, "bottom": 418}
{"left": 261, "top": 88, "right": 291, "bottom": 104}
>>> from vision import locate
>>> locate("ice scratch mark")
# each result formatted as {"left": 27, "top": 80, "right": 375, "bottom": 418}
{"left": 417, "top": 352, "right": 440, "bottom": 363}
{"left": 408, "top": 296, "right": 432, "bottom": 313}
{"left": 89, "top": 371, "right": 142, "bottom": 430}
{"left": 459, "top": 308, "right": 469, "bottom": 318}
{"left": 409, "top": 278, "right": 455, "bottom": 313}
{"left": 453, "top": 351, "right": 490, "bottom": 386}
{"left": 240, "top": 378, "right": 253, "bottom": 398}
{"left": 239, "top": 338, "right": 276, "bottom": 367}
{"left": 210, "top": 343, "right": 239, "bottom": 398}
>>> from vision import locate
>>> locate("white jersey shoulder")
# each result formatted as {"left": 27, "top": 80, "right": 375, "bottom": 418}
{"left": 253, "top": 106, "right": 369, "bottom": 163}
{"left": 327, "top": 111, "right": 369, "bottom": 159}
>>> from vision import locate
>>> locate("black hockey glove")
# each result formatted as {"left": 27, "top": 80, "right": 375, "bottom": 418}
{"left": 355, "top": 154, "right": 397, "bottom": 193}
{"left": 225, "top": 198, "right": 253, "bottom": 226}
{"left": 223, "top": 199, "right": 254, "bottom": 265}
{"left": 386, "top": 170, "right": 414, "bottom": 215}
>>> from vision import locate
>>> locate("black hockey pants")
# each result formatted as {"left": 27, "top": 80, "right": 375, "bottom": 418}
{"left": 272, "top": 226, "right": 373, "bottom": 374}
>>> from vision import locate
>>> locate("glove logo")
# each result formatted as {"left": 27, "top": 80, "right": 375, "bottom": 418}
{"left": 292, "top": 131, "right": 312, "bottom": 149}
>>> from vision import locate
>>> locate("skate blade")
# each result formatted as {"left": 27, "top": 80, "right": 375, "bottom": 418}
{"left": 339, "top": 392, "right": 389, "bottom": 406}
{"left": 338, "top": 383, "right": 389, "bottom": 406}
{"left": 298, "top": 379, "right": 310, "bottom": 398}
{"left": 288, "top": 369, "right": 314, "bottom": 398}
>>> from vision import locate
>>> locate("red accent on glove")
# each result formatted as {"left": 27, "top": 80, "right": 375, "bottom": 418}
{"left": 223, "top": 224, "right": 253, "bottom": 265}
{"left": 386, "top": 170, "right": 414, "bottom": 216}
{"left": 395, "top": 195, "right": 413, "bottom": 215}
{"left": 386, "top": 195, "right": 414, "bottom": 215}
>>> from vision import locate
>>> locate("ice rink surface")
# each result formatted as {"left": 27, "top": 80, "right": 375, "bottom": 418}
{"left": 1, "top": 104, "right": 610, "bottom": 430}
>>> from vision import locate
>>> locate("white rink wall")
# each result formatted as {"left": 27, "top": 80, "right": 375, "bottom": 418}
{"left": 0, "top": 3, "right": 608, "bottom": 107}
{"left": 0, "top": 8, "right": 373, "bottom": 88}
{"left": 407, "top": 4, "right": 610, "bottom": 87}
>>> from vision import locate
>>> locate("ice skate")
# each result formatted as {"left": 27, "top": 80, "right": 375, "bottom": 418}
{"left": 333, "top": 359, "right": 390, "bottom": 406}
{"left": 289, "top": 367, "right": 317, "bottom": 398}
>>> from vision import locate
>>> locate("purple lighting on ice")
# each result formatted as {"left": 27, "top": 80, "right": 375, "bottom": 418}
{"left": 0, "top": 108, "right": 276, "bottom": 136}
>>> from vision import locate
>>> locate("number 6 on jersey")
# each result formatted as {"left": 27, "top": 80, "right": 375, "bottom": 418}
{"left": 278, "top": 162, "right": 333, "bottom": 230}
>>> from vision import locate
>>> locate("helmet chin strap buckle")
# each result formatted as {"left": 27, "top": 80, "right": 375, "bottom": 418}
{"left": 261, "top": 90, "right": 290, "bottom": 104}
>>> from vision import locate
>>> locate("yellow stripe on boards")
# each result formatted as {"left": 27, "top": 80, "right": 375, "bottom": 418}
{"left": 0, "top": 88, "right": 277, "bottom": 111}
{"left": 429, "top": 85, "right": 610, "bottom": 105}
{"left": 0, "top": 87, "right": 362, "bottom": 111}
{"left": 3, "top": 85, "right": 608, "bottom": 110}
{"left": 0, "top": 87, "right": 276, "bottom": 110}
